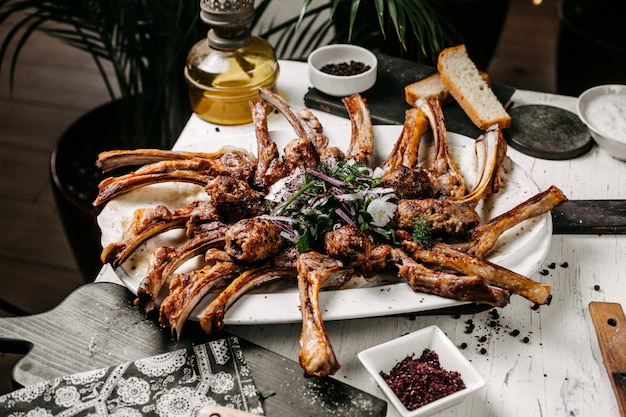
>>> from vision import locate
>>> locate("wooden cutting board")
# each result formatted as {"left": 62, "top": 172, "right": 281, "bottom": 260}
{"left": 0, "top": 283, "right": 386, "bottom": 417}
{"left": 589, "top": 302, "right": 626, "bottom": 416}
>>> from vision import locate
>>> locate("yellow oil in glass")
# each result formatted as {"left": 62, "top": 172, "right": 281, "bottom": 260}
{"left": 185, "top": 36, "right": 279, "bottom": 125}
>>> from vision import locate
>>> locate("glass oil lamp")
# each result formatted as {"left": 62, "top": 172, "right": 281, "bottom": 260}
{"left": 185, "top": 0, "right": 280, "bottom": 125}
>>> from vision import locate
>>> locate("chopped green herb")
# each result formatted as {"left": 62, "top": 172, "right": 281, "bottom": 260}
{"left": 411, "top": 216, "right": 433, "bottom": 246}
{"left": 258, "top": 390, "right": 276, "bottom": 399}
{"left": 265, "top": 160, "right": 399, "bottom": 252}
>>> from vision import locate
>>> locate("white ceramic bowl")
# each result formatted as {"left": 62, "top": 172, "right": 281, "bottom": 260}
{"left": 307, "top": 44, "right": 377, "bottom": 97}
{"left": 576, "top": 84, "right": 626, "bottom": 160}
{"left": 358, "top": 325, "right": 485, "bottom": 417}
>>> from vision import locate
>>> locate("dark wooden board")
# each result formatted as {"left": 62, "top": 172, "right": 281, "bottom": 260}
{"left": 303, "top": 53, "right": 516, "bottom": 140}
{"left": 0, "top": 283, "right": 386, "bottom": 417}
{"left": 552, "top": 200, "right": 626, "bottom": 234}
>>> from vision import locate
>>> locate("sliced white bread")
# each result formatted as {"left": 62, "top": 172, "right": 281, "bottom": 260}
{"left": 405, "top": 71, "right": 492, "bottom": 107}
{"left": 438, "top": 44, "right": 511, "bottom": 130}
{"left": 405, "top": 73, "right": 451, "bottom": 106}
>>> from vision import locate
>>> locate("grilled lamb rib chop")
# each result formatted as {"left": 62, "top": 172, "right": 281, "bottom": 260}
{"left": 296, "top": 251, "right": 353, "bottom": 377}
{"left": 404, "top": 240, "right": 552, "bottom": 305}
{"left": 102, "top": 201, "right": 220, "bottom": 266}
{"left": 323, "top": 224, "right": 372, "bottom": 268}
{"left": 96, "top": 148, "right": 247, "bottom": 173}
{"left": 283, "top": 137, "right": 320, "bottom": 174}
{"left": 394, "top": 198, "right": 481, "bottom": 238}
{"left": 389, "top": 247, "right": 510, "bottom": 307}
{"left": 205, "top": 175, "right": 268, "bottom": 222}
{"left": 159, "top": 253, "right": 242, "bottom": 340}
{"left": 135, "top": 222, "right": 228, "bottom": 312}
{"left": 94, "top": 148, "right": 257, "bottom": 205}
{"left": 250, "top": 100, "right": 288, "bottom": 192}
{"left": 418, "top": 97, "right": 466, "bottom": 198}
{"left": 342, "top": 94, "right": 374, "bottom": 165}
{"left": 382, "top": 166, "right": 434, "bottom": 200}
{"left": 380, "top": 107, "right": 429, "bottom": 173}
{"left": 224, "top": 217, "right": 286, "bottom": 263}
{"left": 199, "top": 266, "right": 296, "bottom": 334}
{"left": 459, "top": 185, "right": 567, "bottom": 258}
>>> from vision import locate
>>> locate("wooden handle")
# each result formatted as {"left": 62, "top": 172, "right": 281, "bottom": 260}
{"left": 589, "top": 301, "right": 626, "bottom": 416}
{"left": 196, "top": 405, "right": 259, "bottom": 417}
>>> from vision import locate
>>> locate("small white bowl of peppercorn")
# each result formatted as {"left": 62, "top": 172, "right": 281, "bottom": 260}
{"left": 307, "top": 44, "right": 377, "bottom": 97}
{"left": 358, "top": 325, "right": 485, "bottom": 417}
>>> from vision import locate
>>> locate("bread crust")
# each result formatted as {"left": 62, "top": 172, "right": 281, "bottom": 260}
{"left": 438, "top": 45, "right": 510, "bottom": 130}
{"left": 405, "top": 73, "right": 452, "bottom": 106}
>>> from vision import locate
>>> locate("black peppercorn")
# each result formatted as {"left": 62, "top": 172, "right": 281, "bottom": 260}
{"left": 320, "top": 60, "right": 371, "bottom": 76}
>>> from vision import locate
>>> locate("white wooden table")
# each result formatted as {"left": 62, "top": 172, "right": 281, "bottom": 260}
{"left": 99, "top": 60, "right": 626, "bottom": 416}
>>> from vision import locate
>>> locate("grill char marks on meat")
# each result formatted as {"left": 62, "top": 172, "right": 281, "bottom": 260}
{"left": 159, "top": 254, "right": 242, "bottom": 340}
{"left": 390, "top": 247, "right": 510, "bottom": 307}
{"left": 102, "top": 201, "right": 220, "bottom": 266}
{"left": 382, "top": 166, "right": 433, "bottom": 200}
{"left": 94, "top": 148, "right": 257, "bottom": 205}
{"left": 199, "top": 266, "right": 296, "bottom": 334}
{"left": 404, "top": 241, "right": 552, "bottom": 305}
{"left": 296, "top": 251, "right": 353, "bottom": 377}
{"left": 282, "top": 137, "right": 320, "bottom": 174}
{"left": 135, "top": 221, "right": 228, "bottom": 313}
{"left": 342, "top": 94, "right": 374, "bottom": 165}
{"left": 417, "top": 97, "right": 466, "bottom": 198}
{"left": 224, "top": 217, "right": 285, "bottom": 263}
{"left": 394, "top": 199, "right": 480, "bottom": 238}
{"left": 205, "top": 175, "right": 268, "bottom": 222}
{"left": 250, "top": 100, "right": 287, "bottom": 193}
{"left": 324, "top": 224, "right": 372, "bottom": 268}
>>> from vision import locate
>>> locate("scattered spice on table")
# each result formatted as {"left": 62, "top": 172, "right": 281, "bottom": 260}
{"left": 320, "top": 60, "right": 371, "bottom": 76}
{"left": 380, "top": 348, "right": 466, "bottom": 411}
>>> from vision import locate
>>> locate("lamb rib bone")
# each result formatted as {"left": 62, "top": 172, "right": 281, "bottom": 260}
{"left": 258, "top": 87, "right": 318, "bottom": 146}
{"left": 342, "top": 94, "right": 374, "bottom": 165}
{"left": 198, "top": 266, "right": 296, "bottom": 334}
{"left": 135, "top": 223, "right": 228, "bottom": 313}
{"left": 250, "top": 99, "right": 287, "bottom": 192}
{"left": 96, "top": 148, "right": 240, "bottom": 173}
{"left": 159, "top": 254, "right": 243, "bottom": 340}
{"left": 297, "top": 251, "right": 354, "bottom": 377}
{"left": 94, "top": 148, "right": 257, "bottom": 205}
{"left": 461, "top": 185, "right": 568, "bottom": 258}
{"left": 389, "top": 247, "right": 510, "bottom": 307}
{"left": 380, "top": 107, "right": 428, "bottom": 173}
{"left": 447, "top": 123, "right": 508, "bottom": 208}
{"left": 102, "top": 201, "right": 219, "bottom": 266}
{"left": 417, "top": 97, "right": 466, "bottom": 198}
{"left": 403, "top": 240, "right": 551, "bottom": 305}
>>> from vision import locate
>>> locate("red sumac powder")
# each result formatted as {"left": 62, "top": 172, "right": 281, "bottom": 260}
{"left": 380, "top": 348, "right": 466, "bottom": 411}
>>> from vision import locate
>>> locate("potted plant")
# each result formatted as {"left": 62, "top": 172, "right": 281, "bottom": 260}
{"left": 0, "top": 0, "right": 503, "bottom": 280}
